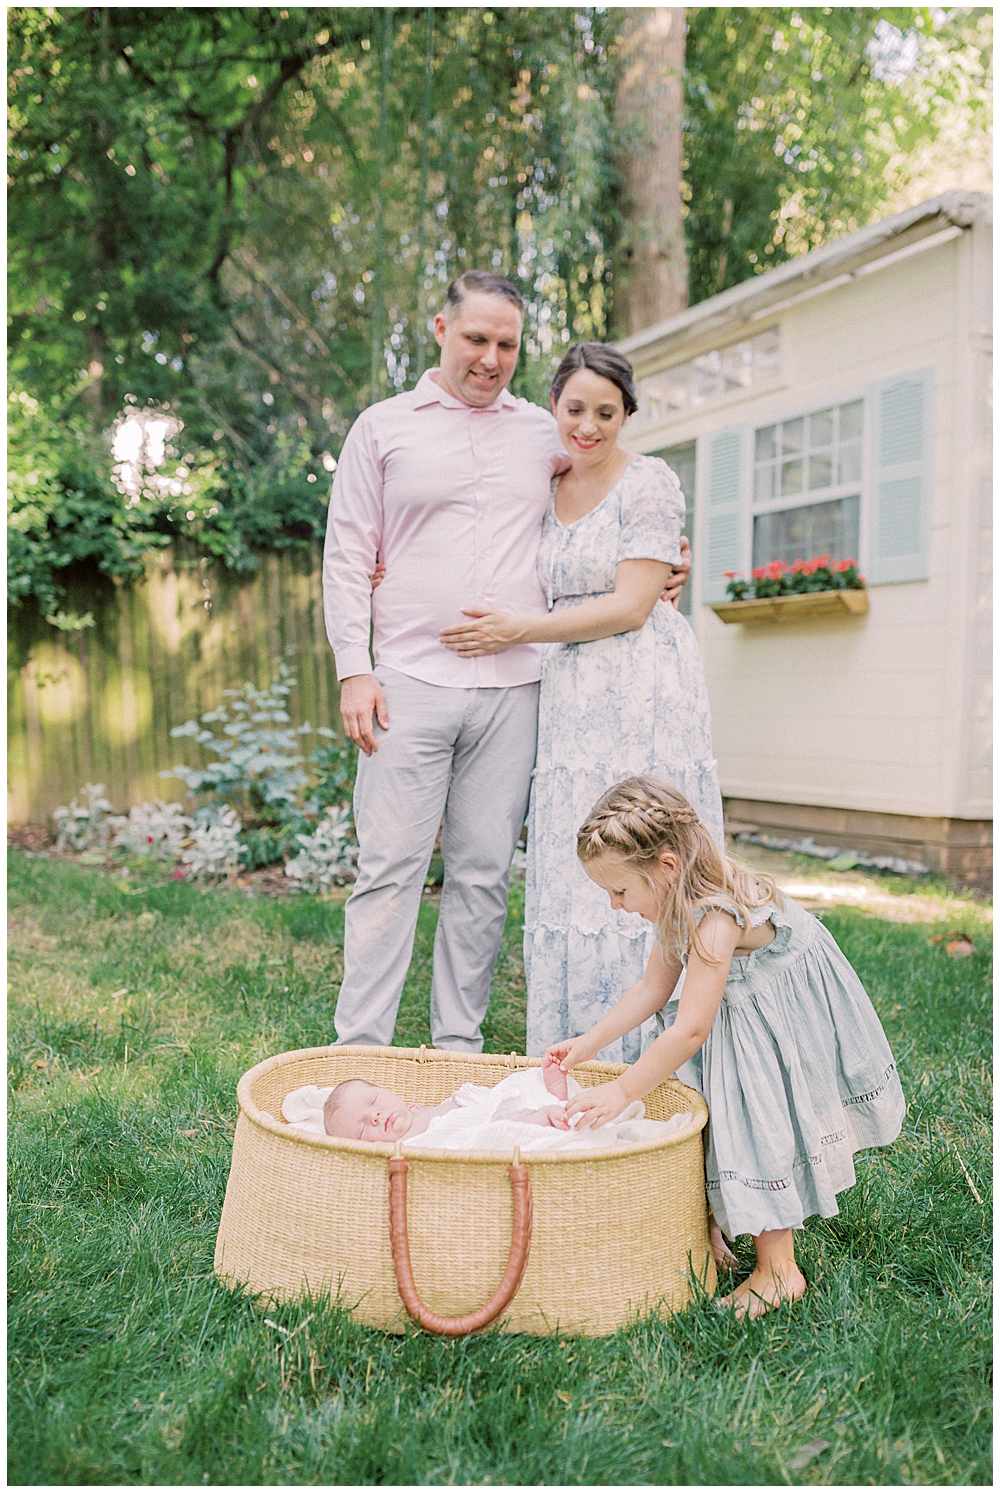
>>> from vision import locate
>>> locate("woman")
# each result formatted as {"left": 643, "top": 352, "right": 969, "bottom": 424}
{"left": 441, "top": 343, "right": 723, "bottom": 1062}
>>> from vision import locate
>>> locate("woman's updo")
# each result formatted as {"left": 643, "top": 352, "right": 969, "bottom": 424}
{"left": 550, "top": 343, "right": 639, "bottom": 418}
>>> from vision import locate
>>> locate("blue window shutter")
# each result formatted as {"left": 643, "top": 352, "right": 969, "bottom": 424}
{"left": 701, "top": 427, "right": 743, "bottom": 603}
{"left": 866, "top": 368, "right": 933, "bottom": 584}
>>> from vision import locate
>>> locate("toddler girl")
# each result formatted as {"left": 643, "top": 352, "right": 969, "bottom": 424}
{"left": 547, "top": 776, "right": 905, "bottom": 1319}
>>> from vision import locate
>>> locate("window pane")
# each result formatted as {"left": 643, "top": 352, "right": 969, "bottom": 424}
{"left": 755, "top": 425, "right": 776, "bottom": 462}
{"left": 809, "top": 409, "right": 834, "bottom": 448}
{"left": 838, "top": 440, "right": 862, "bottom": 484}
{"left": 752, "top": 495, "right": 860, "bottom": 569}
{"left": 781, "top": 457, "right": 804, "bottom": 495}
{"left": 782, "top": 417, "right": 804, "bottom": 455}
{"left": 808, "top": 453, "right": 833, "bottom": 490}
{"left": 650, "top": 440, "right": 696, "bottom": 615}
{"left": 721, "top": 342, "right": 751, "bottom": 391}
{"left": 754, "top": 464, "right": 775, "bottom": 502}
{"left": 839, "top": 400, "right": 863, "bottom": 441}
{"left": 753, "top": 327, "right": 781, "bottom": 378}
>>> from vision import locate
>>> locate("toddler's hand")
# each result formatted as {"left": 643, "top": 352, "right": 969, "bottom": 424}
{"left": 544, "top": 1036, "right": 597, "bottom": 1074}
{"left": 565, "top": 1078, "right": 629, "bottom": 1130}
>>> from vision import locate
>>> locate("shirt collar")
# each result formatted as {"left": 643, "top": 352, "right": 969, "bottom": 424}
{"left": 412, "top": 367, "right": 518, "bottom": 413}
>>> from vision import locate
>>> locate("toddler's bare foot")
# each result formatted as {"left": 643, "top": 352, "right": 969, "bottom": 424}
{"left": 719, "top": 1266, "right": 807, "bottom": 1320}
{"left": 542, "top": 1052, "right": 569, "bottom": 1102}
{"left": 710, "top": 1221, "right": 740, "bottom": 1272}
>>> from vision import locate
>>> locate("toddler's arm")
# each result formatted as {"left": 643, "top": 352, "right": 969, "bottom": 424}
{"left": 547, "top": 941, "right": 682, "bottom": 1073}
{"left": 566, "top": 911, "right": 739, "bottom": 1128}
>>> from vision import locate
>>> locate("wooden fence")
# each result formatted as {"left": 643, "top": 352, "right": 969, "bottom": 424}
{"left": 8, "top": 546, "right": 342, "bottom": 827}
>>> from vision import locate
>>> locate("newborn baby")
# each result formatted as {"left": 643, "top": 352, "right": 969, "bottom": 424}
{"left": 323, "top": 1052, "right": 572, "bottom": 1142}
{"left": 280, "top": 1056, "right": 694, "bottom": 1154}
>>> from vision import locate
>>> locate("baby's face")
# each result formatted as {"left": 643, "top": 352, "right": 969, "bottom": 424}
{"left": 327, "top": 1083, "right": 413, "bottom": 1142}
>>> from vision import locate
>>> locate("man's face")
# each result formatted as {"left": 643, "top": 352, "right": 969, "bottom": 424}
{"left": 433, "top": 292, "right": 523, "bottom": 408}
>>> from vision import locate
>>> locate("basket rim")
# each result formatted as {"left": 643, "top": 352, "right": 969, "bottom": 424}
{"left": 236, "top": 1044, "right": 709, "bottom": 1165}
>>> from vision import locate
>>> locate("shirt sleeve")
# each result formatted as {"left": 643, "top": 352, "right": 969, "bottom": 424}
{"left": 616, "top": 457, "right": 685, "bottom": 566}
{"left": 322, "top": 411, "right": 382, "bottom": 680}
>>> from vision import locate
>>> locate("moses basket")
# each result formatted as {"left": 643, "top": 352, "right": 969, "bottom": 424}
{"left": 215, "top": 1045, "right": 716, "bottom": 1337}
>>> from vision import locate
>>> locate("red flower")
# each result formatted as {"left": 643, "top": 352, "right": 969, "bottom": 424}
{"left": 172, "top": 869, "right": 186, "bottom": 880}
{"left": 147, "top": 835, "right": 155, "bottom": 843}
{"left": 722, "top": 571, "right": 741, "bottom": 579}
{"left": 765, "top": 560, "right": 789, "bottom": 580}
{"left": 835, "top": 558, "right": 857, "bottom": 572}
{"left": 752, "top": 567, "right": 765, "bottom": 580}
{"left": 815, "top": 554, "right": 830, "bottom": 568}
{"left": 791, "top": 558, "right": 806, "bottom": 572}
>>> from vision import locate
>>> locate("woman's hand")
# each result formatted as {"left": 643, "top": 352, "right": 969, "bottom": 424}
{"left": 440, "top": 608, "right": 524, "bottom": 656}
{"left": 545, "top": 1037, "right": 598, "bottom": 1073}
{"left": 565, "top": 1078, "right": 630, "bottom": 1130}
{"left": 370, "top": 556, "right": 386, "bottom": 594}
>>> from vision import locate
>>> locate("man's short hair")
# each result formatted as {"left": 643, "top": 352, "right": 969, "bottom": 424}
{"left": 444, "top": 270, "right": 525, "bottom": 320}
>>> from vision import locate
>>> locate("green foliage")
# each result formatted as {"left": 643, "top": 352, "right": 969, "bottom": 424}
{"left": 684, "top": 7, "right": 992, "bottom": 301}
{"left": 725, "top": 555, "right": 865, "bottom": 601}
{"left": 8, "top": 7, "right": 990, "bottom": 620}
{"left": 162, "top": 662, "right": 357, "bottom": 871}
{"left": 7, "top": 851, "right": 992, "bottom": 1485}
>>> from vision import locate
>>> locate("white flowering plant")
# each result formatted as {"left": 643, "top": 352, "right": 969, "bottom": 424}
{"left": 52, "top": 784, "right": 116, "bottom": 853}
{"left": 284, "top": 806, "right": 359, "bottom": 893}
{"left": 181, "top": 808, "right": 246, "bottom": 880}
{"left": 109, "top": 801, "right": 192, "bottom": 860}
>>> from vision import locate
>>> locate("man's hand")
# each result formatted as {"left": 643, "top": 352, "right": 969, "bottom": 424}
{"left": 660, "top": 534, "right": 692, "bottom": 609}
{"left": 564, "top": 1077, "right": 630, "bottom": 1130}
{"left": 339, "top": 673, "right": 388, "bottom": 756}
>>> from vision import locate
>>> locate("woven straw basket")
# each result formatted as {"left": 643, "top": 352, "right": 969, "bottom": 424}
{"left": 215, "top": 1044, "right": 715, "bottom": 1337}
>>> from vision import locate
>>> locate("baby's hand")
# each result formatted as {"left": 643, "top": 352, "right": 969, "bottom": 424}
{"left": 565, "top": 1078, "right": 629, "bottom": 1131}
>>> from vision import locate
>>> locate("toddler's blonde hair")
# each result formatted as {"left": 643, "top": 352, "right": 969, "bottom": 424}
{"left": 576, "top": 776, "right": 780, "bottom": 962}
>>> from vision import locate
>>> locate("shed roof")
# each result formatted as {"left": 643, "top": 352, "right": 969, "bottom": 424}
{"left": 617, "top": 190, "right": 992, "bottom": 369}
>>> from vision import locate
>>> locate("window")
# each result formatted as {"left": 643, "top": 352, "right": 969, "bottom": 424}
{"left": 633, "top": 328, "right": 780, "bottom": 431}
{"left": 699, "top": 368, "right": 932, "bottom": 604}
{"left": 650, "top": 440, "right": 695, "bottom": 615}
{"left": 751, "top": 400, "right": 863, "bottom": 569}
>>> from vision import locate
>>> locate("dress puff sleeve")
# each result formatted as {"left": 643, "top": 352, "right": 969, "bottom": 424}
{"left": 616, "top": 455, "right": 685, "bottom": 567}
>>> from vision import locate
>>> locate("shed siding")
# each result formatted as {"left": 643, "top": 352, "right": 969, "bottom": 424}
{"left": 631, "top": 232, "right": 991, "bottom": 823}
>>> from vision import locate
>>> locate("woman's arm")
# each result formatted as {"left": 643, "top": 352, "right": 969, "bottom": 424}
{"left": 440, "top": 558, "right": 673, "bottom": 656}
{"left": 565, "top": 911, "right": 740, "bottom": 1128}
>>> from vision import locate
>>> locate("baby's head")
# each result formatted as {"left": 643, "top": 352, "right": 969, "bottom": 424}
{"left": 323, "top": 1078, "right": 413, "bottom": 1142}
{"left": 576, "top": 776, "right": 750, "bottom": 956}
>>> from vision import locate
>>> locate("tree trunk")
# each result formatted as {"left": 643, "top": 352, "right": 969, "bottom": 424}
{"left": 613, "top": 8, "right": 689, "bottom": 337}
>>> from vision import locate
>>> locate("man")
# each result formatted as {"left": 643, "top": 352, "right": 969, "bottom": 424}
{"left": 323, "top": 269, "right": 689, "bottom": 1051}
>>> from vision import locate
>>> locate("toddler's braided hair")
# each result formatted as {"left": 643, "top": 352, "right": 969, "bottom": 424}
{"left": 576, "top": 776, "right": 779, "bottom": 962}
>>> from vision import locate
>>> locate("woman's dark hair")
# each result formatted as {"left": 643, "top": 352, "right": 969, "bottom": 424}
{"left": 550, "top": 342, "right": 639, "bottom": 417}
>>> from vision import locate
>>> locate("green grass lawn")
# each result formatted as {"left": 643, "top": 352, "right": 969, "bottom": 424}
{"left": 8, "top": 851, "right": 992, "bottom": 1486}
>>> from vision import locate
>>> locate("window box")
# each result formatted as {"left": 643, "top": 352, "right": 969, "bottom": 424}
{"left": 710, "top": 588, "right": 869, "bottom": 624}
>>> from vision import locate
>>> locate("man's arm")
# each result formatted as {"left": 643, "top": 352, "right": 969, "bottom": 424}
{"left": 322, "top": 414, "right": 389, "bottom": 754}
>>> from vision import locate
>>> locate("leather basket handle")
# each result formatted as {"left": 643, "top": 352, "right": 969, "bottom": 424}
{"left": 387, "top": 1155, "right": 532, "bottom": 1337}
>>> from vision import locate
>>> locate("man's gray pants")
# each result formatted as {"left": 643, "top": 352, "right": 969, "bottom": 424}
{"left": 335, "top": 667, "right": 539, "bottom": 1051}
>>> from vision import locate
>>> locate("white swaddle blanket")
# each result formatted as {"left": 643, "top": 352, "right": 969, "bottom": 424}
{"left": 281, "top": 1068, "right": 693, "bottom": 1154}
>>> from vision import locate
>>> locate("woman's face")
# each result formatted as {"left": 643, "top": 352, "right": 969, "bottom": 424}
{"left": 552, "top": 368, "right": 628, "bottom": 462}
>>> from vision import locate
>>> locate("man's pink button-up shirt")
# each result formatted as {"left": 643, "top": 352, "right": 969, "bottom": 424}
{"left": 323, "top": 369, "right": 569, "bottom": 689}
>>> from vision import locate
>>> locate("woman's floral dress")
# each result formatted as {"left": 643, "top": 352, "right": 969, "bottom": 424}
{"left": 524, "top": 455, "right": 724, "bottom": 1061}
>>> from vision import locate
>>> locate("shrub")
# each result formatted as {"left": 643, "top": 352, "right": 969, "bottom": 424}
{"left": 109, "top": 802, "right": 192, "bottom": 860}
{"left": 180, "top": 808, "right": 245, "bottom": 879}
{"left": 284, "top": 806, "right": 358, "bottom": 893}
{"left": 52, "top": 784, "right": 116, "bottom": 853}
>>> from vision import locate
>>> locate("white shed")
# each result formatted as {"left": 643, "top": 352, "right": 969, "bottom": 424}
{"left": 619, "top": 191, "right": 992, "bottom": 873}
